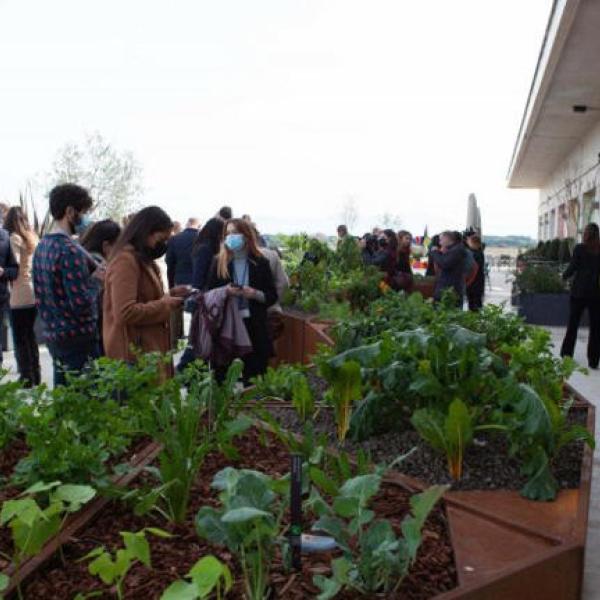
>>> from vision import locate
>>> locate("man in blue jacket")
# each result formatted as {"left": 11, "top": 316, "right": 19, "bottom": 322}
{"left": 0, "top": 226, "right": 19, "bottom": 365}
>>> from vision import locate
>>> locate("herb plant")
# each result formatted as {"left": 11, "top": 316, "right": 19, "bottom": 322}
{"left": 160, "top": 556, "right": 232, "bottom": 600}
{"left": 78, "top": 527, "right": 172, "bottom": 600}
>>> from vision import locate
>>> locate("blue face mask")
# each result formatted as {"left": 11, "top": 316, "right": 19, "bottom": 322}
{"left": 225, "top": 233, "right": 245, "bottom": 252}
{"left": 74, "top": 213, "right": 92, "bottom": 236}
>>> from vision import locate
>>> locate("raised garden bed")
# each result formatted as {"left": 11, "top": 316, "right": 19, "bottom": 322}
{"left": 516, "top": 292, "right": 583, "bottom": 326}
{"left": 10, "top": 428, "right": 457, "bottom": 600}
{"left": 262, "top": 311, "right": 596, "bottom": 599}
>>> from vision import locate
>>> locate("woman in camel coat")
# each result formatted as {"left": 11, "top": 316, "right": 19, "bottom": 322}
{"left": 103, "top": 207, "right": 187, "bottom": 372}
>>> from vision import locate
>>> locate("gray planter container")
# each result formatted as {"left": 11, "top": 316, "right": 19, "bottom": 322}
{"left": 517, "top": 292, "right": 586, "bottom": 326}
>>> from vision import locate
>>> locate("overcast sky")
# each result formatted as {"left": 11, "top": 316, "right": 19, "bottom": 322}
{"left": 0, "top": 0, "right": 550, "bottom": 237}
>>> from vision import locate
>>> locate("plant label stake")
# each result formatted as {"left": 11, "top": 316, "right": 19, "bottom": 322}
{"left": 290, "top": 453, "right": 302, "bottom": 570}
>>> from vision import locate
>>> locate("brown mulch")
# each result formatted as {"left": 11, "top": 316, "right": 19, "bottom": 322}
{"left": 20, "top": 429, "right": 457, "bottom": 599}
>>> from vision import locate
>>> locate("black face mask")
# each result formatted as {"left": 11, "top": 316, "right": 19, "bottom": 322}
{"left": 378, "top": 237, "right": 388, "bottom": 248}
{"left": 144, "top": 241, "right": 168, "bottom": 260}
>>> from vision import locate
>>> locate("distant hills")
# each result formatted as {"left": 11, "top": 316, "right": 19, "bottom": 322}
{"left": 483, "top": 235, "right": 535, "bottom": 248}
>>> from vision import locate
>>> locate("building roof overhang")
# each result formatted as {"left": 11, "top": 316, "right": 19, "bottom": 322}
{"left": 507, "top": 0, "right": 600, "bottom": 189}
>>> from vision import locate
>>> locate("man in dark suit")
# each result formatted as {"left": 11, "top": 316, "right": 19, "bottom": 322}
{"left": 0, "top": 226, "right": 19, "bottom": 365}
{"left": 166, "top": 218, "right": 200, "bottom": 289}
{"left": 165, "top": 218, "right": 200, "bottom": 344}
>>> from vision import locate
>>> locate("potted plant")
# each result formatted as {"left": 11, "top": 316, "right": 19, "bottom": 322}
{"left": 514, "top": 264, "right": 571, "bottom": 325}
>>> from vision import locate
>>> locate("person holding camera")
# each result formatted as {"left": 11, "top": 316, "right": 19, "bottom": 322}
{"left": 361, "top": 229, "right": 398, "bottom": 284}
{"left": 206, "top": 218, "right": 277, "bottom": 381}
{"left": 429, "top": 230, "right": 468, "bottom": 307}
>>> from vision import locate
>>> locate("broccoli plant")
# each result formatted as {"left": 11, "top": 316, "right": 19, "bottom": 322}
{"left": 160, "top": 556, "right": 232, "bottom": 600}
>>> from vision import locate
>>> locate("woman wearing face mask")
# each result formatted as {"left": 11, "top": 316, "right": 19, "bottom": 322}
{"left": 206, "top": 218, "right": 277, "bottom": 381}
{"left": 102, "top": 206, "right": 187, "bottom": 374}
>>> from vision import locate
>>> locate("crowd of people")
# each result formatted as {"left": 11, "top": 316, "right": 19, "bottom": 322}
{"left": 3, "top": 181, "right": 594, "bottom": 388}
{"left": 338, "top": 225, "right": 486, "bottom": 310}
{"left": 0, "top": 187, "right": 283, "bottom": 387}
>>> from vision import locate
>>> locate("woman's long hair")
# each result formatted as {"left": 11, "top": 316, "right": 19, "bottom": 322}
{"left": 193, "top": 217, "right": 224, "bottom": 256}
{"left": 583, "top": 223, "right": 600, "bottom": 254}
{"left": 110, "top": 206, "right": 173, "bottom": 262}
{"left": 217, "top": 218, "right": 262, "bottom": 279}
{"left": 4, "top": 207, "right": 37, "bottom": 252}
{"left": 382, "top": 228, "right": 399, "bottom": 255}
{"left": 80, "top": 219, "right": 122, "bottom": 259}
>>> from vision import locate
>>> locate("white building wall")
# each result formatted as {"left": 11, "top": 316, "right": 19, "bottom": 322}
{"left": 538, "top": 118, "right": 600, "bottom": 241}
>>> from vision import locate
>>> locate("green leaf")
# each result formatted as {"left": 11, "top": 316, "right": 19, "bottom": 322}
{"left": 338, "top": 473, "right": 381, "bottom": 506}
{"left": 122, "top": 531, "right": 151, "bottom": 567}
{"left": 1, "top": 497, "right": 41, "bottom": 526}
{"left": 0, "top": 573, "right": 9, "bottom": 592}
{"left": 160, "top": 580, "right": 198, "bottom": 600}
{"left": 221, "top": 507, "right": 271, "bottom": 523}
{"left": 401, "top": 485, "right": 448, "bottom": 561}
{"left": 310, "top": 467, "right": 340, "bottom": 497}
{"left": 332, "top": 496, "right": 359, "bottom": 519}
{"left": 312, "top": 515, "right": 350, "bottom": 552}
{"left": 79, "top": 546, "right": 106, "bottom": 562}
{"left": 188, "top": 555, "right": 233, "bottom": 598}
{"left": 520, "top": 447, "right": 558, "bottom": 501}
{"left": 224, "top": 415, "right": 253, "bottom": 437}
{"left": 145, "top": 527, "right": 173, "bottom": 539}
{"left": 195, "top": 507, "right": 229, "bottom": 546}
{"left": 51, "top": 484, "right": 96, "bottom": 512}
{"left": 411, "top": 409, "right": 446, "bottom": 453}
{"left": 22, "top": 480, "right": 62, "bottom": 495}
{"left": 88, "top": 552, "right": 120, "bottom": 585}
{"left": 313, "top": 574, "right": 342, "bottom": 600}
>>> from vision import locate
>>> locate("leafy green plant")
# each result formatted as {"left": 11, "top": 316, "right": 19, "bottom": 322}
{"left": 0, "top": 373, "right": 25, "bottom": 451}
{"left": 138, "top": 360, "right": 250, "bottom": 523}
{"left": 195, "top": 468, "right": 289, "bottom": 600}
{"left": 411, "top": 398, "right": 503, "bottom": 480}
{"left": 515, "top": 264, "right": 566, "bottom": 294}
{"left": 1, "top": 481, "right": 96, "bottom": 599}
{"left": 160, "top": 556, "right": 233, "bottom": 600}
{"left": 251, "top": 364, "right": 315, "bottom": 422}
{"left": 309, "top": 463, "right": 448, "bottom": 598}
{"left": 78, "top": 528, "right": 172, "bottom": 600}
{"left": 0, "top": 573, "right": 8, "bottom": 597}
{"left": 498, "top": 383, "right": 595, "bottom": 500}
{"left": 14, "top": 356, "right": 161, "bottom": 487}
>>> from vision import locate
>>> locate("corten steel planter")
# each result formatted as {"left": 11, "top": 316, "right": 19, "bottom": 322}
{"left": 1, "top": 441, "right": 163, "bottom": 598}
{"left": 413, "top": 278, "right": 436, "bottom": 299}
{"left": 274, "top": 311, "right": 334, "bottom": 365}
{"left": 270, "top": 316, "right": 596, "bottom": 599}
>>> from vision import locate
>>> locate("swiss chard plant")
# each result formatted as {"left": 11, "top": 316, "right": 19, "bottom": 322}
{"left": 160, "top": 555, "right": 232, "bottom": 600}
{"left": 497, "top": 382, "right": 594, "bottom": 500}
{"left": 137, "top": 360, "right": 251, "bottom": 523}
{"left": 251, "top": 364, "right": 315, "bottom": 422}
{"left": 309, "top": 463, "right": 448, "bottom": 598}
{"left": 411, "top": 398, "right": 504, "bottom": 480}
{"left": 77, "top": 527, "right": 172, "bottom": 600}
{"left": 195, "top": 467, "right": 289, "bottom": 600}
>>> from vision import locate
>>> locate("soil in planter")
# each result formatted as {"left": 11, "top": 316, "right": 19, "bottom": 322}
{"left": 21, "top": 428, "right": 457, "bottom": 600}
{"left": 266, "top": 406, "right": 587, "bottom": 492}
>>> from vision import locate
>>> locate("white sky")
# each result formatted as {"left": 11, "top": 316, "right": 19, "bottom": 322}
{"left": 0, "top": 0, "right": 550, "bottom": 237}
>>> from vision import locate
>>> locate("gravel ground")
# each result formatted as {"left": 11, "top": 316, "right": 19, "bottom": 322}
{"left": 266, "top": 405, "right": 587, "bottom": 491}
